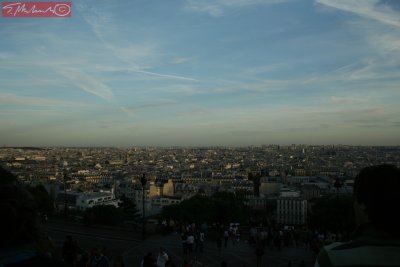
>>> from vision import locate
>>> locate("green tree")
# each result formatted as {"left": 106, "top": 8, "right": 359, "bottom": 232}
{"left": 248, "top": 173, "right": 261, "bottom": 197}
{"left": 27, "top": 184, "right": 54, "bottom": 215}
{"left": 84, "top": 205, "right": 124, "bottom": 226}
{"left": 0, "top": 166, "right": 17, "bottom": 185}
{"left": 309, "top": 195, "right": 355, "bottom": 232}
{"left": 161, "top": 192, "right": 250, "bottom": 225}
{"left": 211, "top": 191, "right": 249, "bottom": 224}
{"left": 118, "top": 195, "right": 140, "bottom": 221}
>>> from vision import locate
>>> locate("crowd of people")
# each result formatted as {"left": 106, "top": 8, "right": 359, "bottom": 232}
{"left": 61, "top": 235, "right": 124, "bottom": 267}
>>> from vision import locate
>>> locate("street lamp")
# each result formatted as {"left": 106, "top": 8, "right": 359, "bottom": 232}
{"left": 63, "top": 171, "right": 68, "bottom": 221}
{"left": 140, "top": 173, "right": 147, "bottom": 240}
{"left": 334, "top": 177, "right": 342, "bottom": 199}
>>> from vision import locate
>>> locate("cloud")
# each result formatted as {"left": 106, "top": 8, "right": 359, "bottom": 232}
{"left": 315, "top": 0, "right": 400, "bottom": 28}
{"left": 170, "top": 57, "right": 193, "bottom": 64}
{"left": 314, "top": 0, "right": 400, "bottom": 84}
{"left": 176, "top": 108, "right": 207, "bottom": 118}
{"left": 0, "top": 93, "right": 84, "bottom": 107}
{"left": 59, "top": 69, "right": 114, "bottom": 101}
{"left": 131, "top": 69, "right": 197, "bottom": 81}
{"left": 330, "top": 96, "right": 368, "bottom": 105}
{"left": 80, "top": 5, "right": 197, "bottom": 82}
{"left": 185, "top": 0, "right": 293, "bottom": 16}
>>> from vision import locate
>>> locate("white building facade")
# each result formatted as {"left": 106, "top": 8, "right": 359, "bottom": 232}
{"left": 277, "top": 197, "right": 307, "bottom": 225}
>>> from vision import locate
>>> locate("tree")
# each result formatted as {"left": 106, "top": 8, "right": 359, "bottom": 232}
{"left": 118, "top": 195, "right": 140, "bottom": 221}
{"left": 84, "top": 205, "right": 124, "bottom": 226}
{"left": 248, "top": 172, "right": 261, "bottom": 197}
{"left": 161, "top": 192, "right": 250, "bottom": 225}
{"left": 27, "top": 184, "right": 54, "bottom": 215}
{"left": 211, "top": 191, "right": 250, "bottom": 224}
{"left": 308, "top": 195, "right": 355, "bottom": 233}
{"left": 0, "top": 166, "right": 17, "bottom": 185}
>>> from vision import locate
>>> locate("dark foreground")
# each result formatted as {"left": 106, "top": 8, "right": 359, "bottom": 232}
{"left": 47, "top": 220, "right": 315, "bottom": 267}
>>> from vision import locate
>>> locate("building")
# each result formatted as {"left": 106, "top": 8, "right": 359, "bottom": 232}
{"left": 277, "top": 197, "right": 307, "bottom": 225}
{"left": 55, "top": 190, "right": 119, "bottom": 211}
{"left": 75, "top": 191, "right": 119, "bottom": 210}
{"left": 247, "top": 196, "right": 268, "bottom": 210}
{"left": 260, "top": 177, "right": 282, "bottom": 196}
{"left": 149, "top": 196, "right": 182, "bottom": 215}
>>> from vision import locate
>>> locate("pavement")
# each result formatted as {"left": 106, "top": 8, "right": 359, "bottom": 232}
{"left": 122, "top": 232, "right": 316, "bottom": 267}
{"left": 46, "top": 221, "right": 315, "bottom": 267}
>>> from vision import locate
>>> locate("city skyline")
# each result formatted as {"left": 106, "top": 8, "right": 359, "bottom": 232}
{"left": 1, "top": 0, "right": 400, "bottom": 146}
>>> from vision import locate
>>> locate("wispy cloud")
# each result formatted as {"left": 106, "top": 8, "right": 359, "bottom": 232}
{"left": 131, "top": 69, "right": 197, "bottom": 81}
{"left": 185, "top": 0, "right": 293, "bottom": 16}
{"left": 176, "top": 108, "right": 207, "bottom": 118}
{"left": 315, "top": 0, "right": 400, "bottom": 28}
{"left": 330, "top": 96, "right": 369, "bottom": 105}
{"left": 80, "top": 5, "right": 197, "bottom": 82}
{"left": 59, "top": 69, "right": 114, "bottom": 101}
{"left": 170, "top": 57, "right": 193, "bottom": 65}
{"left": 0, "top": 93, "right": 85, "bottom": 107}
{"left": 314, "top": 0, "right": 400, "bottom": 85}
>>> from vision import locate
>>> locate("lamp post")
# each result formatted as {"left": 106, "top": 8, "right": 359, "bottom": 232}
{"left": 63, "top": 171, "right": 68, "bottom": 221}
{"left": 140, "top": 173, "right": 147, "bottom": 240}
{"left": 334, "top": 177, "right": 342, "bottom": 199}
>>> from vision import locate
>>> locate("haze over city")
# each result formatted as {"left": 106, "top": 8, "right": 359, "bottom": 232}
{"left": 1, "top": 0, "right": 400, "bottom": 147}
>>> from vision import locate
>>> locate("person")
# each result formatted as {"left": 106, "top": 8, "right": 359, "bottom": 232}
{"left": 0, "top": 168, "right": 65, "bottom": 267}
{"left": 156, "top": 247, "right": 169, "bottom": 267}
{"left": 199, "top": 231, "right": 205, "bottom": 252}
{"left": 314, "top": 164, "right": 400, "bottom": 267}
{"left": 62, "top": 235, "right": 78, "bottom": 266}
{"left": 181, "top": 232, "right": 188, "bottom": 255}
{"left": 112, "top": 255, "right": 125, "bottom": 267}
{"left": 190, "top": 256, "right": 202, "bottom": 267}
{"left": 182, "top": 259, "right": 190, "bottom": 267}
{"left": 186, "top": 232, "right": 194, "bottom": 253}
{"left": 255, "top": 241, "right": 264, "bottom": 267}
{"left": 223, "top": 229, "right": 229, "bottom": 248}
{"left": 87, "top": 248, "right": 109, "bottom": 267}
{"left": 141, "top": 252, "right": 156, "bottom": 267}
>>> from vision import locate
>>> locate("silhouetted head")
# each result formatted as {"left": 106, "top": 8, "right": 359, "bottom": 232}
{"left": 354, "top": 164, "right": 400, "bottom": 236}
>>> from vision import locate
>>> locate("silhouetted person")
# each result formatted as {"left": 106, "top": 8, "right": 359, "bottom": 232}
{"left": 87, "top": 248, "right": 109, "bottom": 267}
{"left": 0, "top": 167, "right": 64, "bottom": 266}
{"left": 62, "top": 235, "right": 78, "bottom": 266}
{"left": 112, "top": 255, "right": 125, "bottom": 267}
{"left": 142, "top": 252, "right": 156, "bottom": 267}
{"left": 315, "top": 164, "right": 400, "bottom": 267}
{"left": 255, "top": 240, "right": 264, "bottom": 267}
{"left": 156, "top": 247, "right": 169, "bottom": 267}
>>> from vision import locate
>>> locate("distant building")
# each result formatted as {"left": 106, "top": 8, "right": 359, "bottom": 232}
{"left": 149, "top": 196, "right": 181, "bottom": 215}
{"left": 301, "top": 184, "right": 321, "bottom": 200}
{"left": 260, "top": 177, "right": 282, "bottom": 196}
{"left": 55, "top": 190, "right": 119, "bottom": 211}
{"left": 279, "top": 186, "right": 301, "bottom": 198}
{"left": 76, "top": 191, "right": 119, "bottom": 210}
{"left": 247, "top": 196, "right": 268, "bottom": 210}
{"left": 277, "top": 197, "right": 307, "bottom": 225}
{"left": 116, "top": 180, "right": 135, "bottom": 199}
{"left": 149, "top": 181, "right": 164, "bottom": 197}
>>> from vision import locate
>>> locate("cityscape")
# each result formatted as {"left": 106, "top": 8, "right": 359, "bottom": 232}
{"left": 2, "top": 0, "right": 400, "bottom": 266}
{"left": 2, "top": 144, "right": 399, "bottom": 218}
{"left": 1, "top": 145, "right": 399, "bottom": 266}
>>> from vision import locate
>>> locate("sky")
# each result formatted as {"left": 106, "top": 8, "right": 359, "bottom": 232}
{"left": 1, "top": 0, "right": 400, "bottom": 147}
